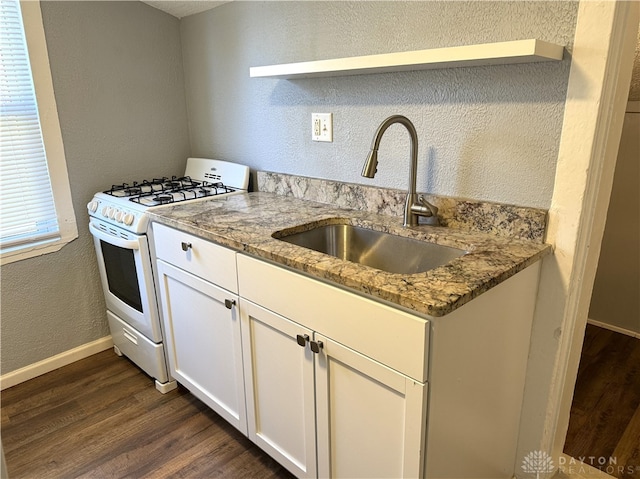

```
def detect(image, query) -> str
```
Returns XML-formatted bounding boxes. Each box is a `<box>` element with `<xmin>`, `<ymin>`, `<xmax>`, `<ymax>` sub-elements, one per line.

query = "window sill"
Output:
<box><xmin>1</xmin><ymin>230</ymin><xmax>78</xmax><ymax>265</ymax></box>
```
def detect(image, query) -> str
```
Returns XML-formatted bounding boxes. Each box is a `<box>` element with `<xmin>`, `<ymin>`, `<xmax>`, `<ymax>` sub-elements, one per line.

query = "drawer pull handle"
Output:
<box><xmin>123</xmin><ymin>330</ymin><xmax>138</xmax><ymax>345</ymax></box>
<box><xmin>310</xmin><ymin>340</ymin><xmax>323</xmax><ymax>354</ymax></box>
<box><xmin>224</xmin><ymin>299</ymin><xmax>236</xmax><ymax>309</ymax></box>
<box><xmin>181</xmin><ymin>242</ymin><xmax>192</xmax><ymax>252</ymax></box>
<box><xmin>296</xmin><ymin>334</ymin><xmax>310</xmax><ymax>347</ymax></box>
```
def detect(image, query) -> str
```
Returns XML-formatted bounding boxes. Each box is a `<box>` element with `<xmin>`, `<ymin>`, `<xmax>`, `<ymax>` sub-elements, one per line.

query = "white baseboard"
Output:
<box><xmin>587</xmin><ymin>319</ymin><xmax>640</xmax><ymax>339</ymax></box>
<box><xmin>0</xmin><ymin>336</ymin><xmax>113</xmax><ymax>391</ymax></box>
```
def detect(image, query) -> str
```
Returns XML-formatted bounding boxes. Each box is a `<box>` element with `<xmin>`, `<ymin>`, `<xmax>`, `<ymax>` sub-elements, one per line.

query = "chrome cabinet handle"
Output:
<box><xmin>224</xmin><ymin>299</ymin><xmax>236</xmax><ymax>310</ymax></box>
<box><xmin>296</xmin><ymin>334</ymin><xmax>310</xmax><ymax>347</ymax></box>
<box><xmin>310</xmin><ymin>340</ymin><xmax>324</xmax><ymax>354</ymax></box>
<box><xmin>181</xmin><ymin>241</ymin><xmax>192</xmax><ymax>252</ymax></box>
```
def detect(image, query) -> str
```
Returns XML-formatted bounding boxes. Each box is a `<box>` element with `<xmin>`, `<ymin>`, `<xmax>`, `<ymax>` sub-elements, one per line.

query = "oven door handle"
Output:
<box><xmin>89</xmin><ymin>222</ymin><xmax>141</xmax><ymax>250</ymax></box>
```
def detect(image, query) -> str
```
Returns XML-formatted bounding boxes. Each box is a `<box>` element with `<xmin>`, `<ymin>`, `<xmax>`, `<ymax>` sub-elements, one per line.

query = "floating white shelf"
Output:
<box><xmin>249</xmin><ymin>39</ymin><xmax>564</xmax><ymax>79</ymax></box>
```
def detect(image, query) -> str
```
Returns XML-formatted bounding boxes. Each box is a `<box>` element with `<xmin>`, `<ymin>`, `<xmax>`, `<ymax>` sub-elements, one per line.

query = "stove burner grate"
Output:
<box><xmin>128</xmin><ymin>180</ymin><xmax>238</xmax><ymax>206</ymax></box>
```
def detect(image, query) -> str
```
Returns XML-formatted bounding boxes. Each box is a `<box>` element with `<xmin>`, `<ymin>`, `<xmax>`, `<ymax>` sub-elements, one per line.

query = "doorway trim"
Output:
<box><xmin>514</xmin><ymin>0</ymin><xmax>639</xmax><ymax>474</ymax></box>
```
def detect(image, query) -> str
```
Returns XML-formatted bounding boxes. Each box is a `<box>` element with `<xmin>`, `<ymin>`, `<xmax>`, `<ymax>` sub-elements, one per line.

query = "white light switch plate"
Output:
<box><xmin>312</xmin><ymin>113</ymin><xmax>333</xmax><ymax>142</ymax></box>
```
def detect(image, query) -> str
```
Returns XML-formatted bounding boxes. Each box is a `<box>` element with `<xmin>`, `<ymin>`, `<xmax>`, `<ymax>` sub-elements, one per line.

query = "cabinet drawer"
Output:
<box><xmin>152</xmin><ymin>223</ymin><xmax>237</xmax><ymax>293</ymax></box>
<box><xmin>237</xmin><ymin>254</ymin><xmax>429</xmax><ymax>382</ymax></box>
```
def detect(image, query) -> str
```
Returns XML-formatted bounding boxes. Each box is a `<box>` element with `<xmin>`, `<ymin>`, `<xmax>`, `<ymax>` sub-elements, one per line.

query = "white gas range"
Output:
<box><xmin>88</xmin><ymin>157</ymin><xmax>250</xmax><ymax>234</ymax></box>
<box><xmin>87</xmin><ymin>158</ymin><xmax>250</xmax><ymax>392</ymax></box>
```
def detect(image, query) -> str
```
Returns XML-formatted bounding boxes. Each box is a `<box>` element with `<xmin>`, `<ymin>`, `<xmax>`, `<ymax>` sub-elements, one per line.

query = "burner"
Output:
<box><xmin>153</xmin><ymin>195</ymin><xmax>174</xmax><ymax>205</ymax></box>
<box><xmin>123</xmin><ymin>186</ymin><xmax>142</xmax><ymax>196</ymax></box>
<box><xmin>177</xmin><ymin>177</ymin><xmax>199</xmax><ymax>188</ymax></box>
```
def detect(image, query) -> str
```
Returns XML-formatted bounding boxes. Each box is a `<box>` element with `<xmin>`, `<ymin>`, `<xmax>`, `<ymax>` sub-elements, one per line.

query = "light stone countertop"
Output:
<box><xmin>148</xmin><ymin>192</ymin><xmax>552</xmax><ymax>317</ymax></box>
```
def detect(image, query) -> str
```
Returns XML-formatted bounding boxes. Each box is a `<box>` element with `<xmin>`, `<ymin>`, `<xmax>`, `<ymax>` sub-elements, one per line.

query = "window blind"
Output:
<box><xmin>0</xmin><ymin>0</ymin><xmax>60</xmax><ymax>250</ymax></box>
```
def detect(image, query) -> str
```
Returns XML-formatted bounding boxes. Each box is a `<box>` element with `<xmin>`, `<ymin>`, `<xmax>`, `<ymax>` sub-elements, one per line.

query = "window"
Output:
<box><xmin>0</xmin><ymin>0</ymin><xmax>76</xmax><ymax>264</ymax></box>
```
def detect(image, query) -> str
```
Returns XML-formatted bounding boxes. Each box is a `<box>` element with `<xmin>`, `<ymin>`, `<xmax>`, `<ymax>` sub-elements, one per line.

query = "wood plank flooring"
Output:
<box><xmin>563</xmin><ymin>324</ymin><xmax>640</xmax><ymax>479</ymax></box>
<box><xmin>4</xmin><ymin>324</ymin><xmax>638</xmax><ymax>478</ymax></box>
<box><xmin>1</xmin><ymin>350</ymin><xmax>295</xmax><ymax>479</ymax></box>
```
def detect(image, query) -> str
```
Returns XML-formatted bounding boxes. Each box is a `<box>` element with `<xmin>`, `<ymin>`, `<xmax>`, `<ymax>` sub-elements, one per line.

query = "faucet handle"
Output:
<box><xmin>417</xmin><ymin>194</ymin><xmax>433</xmax><ymax>205</ymax></box>
<box><xmin>411</xmin><ymin>195</ymin><xmax>439</xmax><ymax>225</ymax></box>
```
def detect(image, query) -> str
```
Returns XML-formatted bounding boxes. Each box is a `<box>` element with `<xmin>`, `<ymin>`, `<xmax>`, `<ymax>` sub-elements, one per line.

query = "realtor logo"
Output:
<box><xmin>522</xmin><ymin>450</ymin><xmax>555</xmax><ymax>479</ymax></box>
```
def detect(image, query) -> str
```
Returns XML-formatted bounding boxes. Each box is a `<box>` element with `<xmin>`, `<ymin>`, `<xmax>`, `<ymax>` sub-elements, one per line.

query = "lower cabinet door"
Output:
<box><xmin>156</xmin><ymin>260</ymin><xmax>246</xmax><ymax>434</ymax></box>
<box><xmin>314</xmin><ymin>334</ymin><xmax>427</xmax><ymax>479</ymax></box>
<box><xmin>240</xmin><ymin>300</ymin><xmax>317</xmax><ymax>479</ymax></box>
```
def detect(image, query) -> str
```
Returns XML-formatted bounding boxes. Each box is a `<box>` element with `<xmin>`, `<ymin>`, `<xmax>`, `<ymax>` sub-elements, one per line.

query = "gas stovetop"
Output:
<box><xmin>104</xmin><ymin>177</ymin><xmax>239</xmax><ymax>207</ymax></box>
<box><xmin>87</xmin><ymin>158</ymin><xmax>250</xmax><ymax>235</ymax></box>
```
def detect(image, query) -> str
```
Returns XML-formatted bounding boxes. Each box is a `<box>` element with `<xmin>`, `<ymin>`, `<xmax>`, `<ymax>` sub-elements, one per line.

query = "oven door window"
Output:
<box><xmin>100</xmin><ymin>240</ymin><xmax>143</xmax><ymax>312</ymax></box>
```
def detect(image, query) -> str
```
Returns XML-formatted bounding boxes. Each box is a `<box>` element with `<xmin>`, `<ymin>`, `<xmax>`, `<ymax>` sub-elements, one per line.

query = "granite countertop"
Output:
<box><xmin>148</xmin><ymin>192</ymin><xmax>552</xmax><ymax>317</ymax></box>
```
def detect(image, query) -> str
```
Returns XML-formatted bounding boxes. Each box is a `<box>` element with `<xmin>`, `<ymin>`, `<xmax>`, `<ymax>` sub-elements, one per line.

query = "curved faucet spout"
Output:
<box><xmin>361</xmin><ymin>115</ymin><xmax>439</xmax><ymax>227</ymax></box>
<box><xmin>362</xmin><ymin>150</ymin><xmax>379</xmax><ymax>178</ymax></box>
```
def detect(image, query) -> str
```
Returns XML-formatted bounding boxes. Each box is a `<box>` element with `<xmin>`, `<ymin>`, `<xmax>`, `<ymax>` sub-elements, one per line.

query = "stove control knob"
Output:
<box><xmin>87</xmin><ymin>200</ymin><xmax>99</xmax><ymax>213</ymax></box>
<box><xmin>123</xmin><ymin>213</ymin><xmax>135</xmax><ymax>226</ymax></box>
<box><xmin>101</xmin><ymin>205</ymin><xmax>110</xmax><ymax>217</ymax></box>
<box><xmin>115</xmin><ymin>211</ymin><xmax>124</xmax><ymax>223</ymax></box>
<box><xmin>109</xmin><ymin>208</ymin><xmax>117</xmax><ymax>220</ymax></box>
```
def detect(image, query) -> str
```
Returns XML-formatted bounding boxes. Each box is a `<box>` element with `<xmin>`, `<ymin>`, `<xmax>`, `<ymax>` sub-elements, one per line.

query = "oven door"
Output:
<box><xmin>89</xmin><ymin>218</ymin><xmax>162</xmax><ymax>342</ymax></box>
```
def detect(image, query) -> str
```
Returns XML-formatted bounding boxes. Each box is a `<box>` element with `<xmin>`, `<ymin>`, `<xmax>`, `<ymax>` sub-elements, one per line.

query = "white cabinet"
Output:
<box><xmin>238</xmin><ymin>255</ymin><xmax>428</xmax><ymax>479</ymax></box>
<box><xmin>314</xmin><ymin>334</ymin><xmax>426</xmax><ymax>479</ymax></box>
<box><xmin>151</xmin><ymin>222</ymin><xmax>542</xmax><ymax>479</ymax></box>
<box><xmin>237</xmin><ymin>252</ymin><xmax>541</xmax><ymax>479</ymax></box>
<box><xmin>240</xmin><ymin>300</ymin><xmax>317</xmax><ymax>478</ymax></box>
<box><xmin>153</xmin><ymin>224</ymin><xmax>246</xmax><ymax>434</ymax></box>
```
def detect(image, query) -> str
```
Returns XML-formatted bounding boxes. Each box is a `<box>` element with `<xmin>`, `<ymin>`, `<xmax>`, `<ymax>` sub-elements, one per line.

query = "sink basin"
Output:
<box><xmin>274</xmin><ymin>223</ymin><xmax>467</xmax><ymax>274</ymax></box>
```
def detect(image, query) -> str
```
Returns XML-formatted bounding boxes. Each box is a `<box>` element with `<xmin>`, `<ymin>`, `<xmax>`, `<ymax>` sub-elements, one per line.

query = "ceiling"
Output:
<box><xmin>141</xmin><ymin>1</ymin><xmax>229</xmax><ymax>19</ymax></box>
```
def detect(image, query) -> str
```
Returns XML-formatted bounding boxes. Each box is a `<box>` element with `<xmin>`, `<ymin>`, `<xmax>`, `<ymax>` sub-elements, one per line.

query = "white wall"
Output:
<box><xmin>588</xmin><ymin>28</ymin><xmax>639</xmax><ymax>335</ymax></box>
<box><xmin>0</xmin><ymin>1</ymin><xmax>190</xmax><ymax>374</ymax></box>
<box><xmin>588</xmin><ymin>106</ymin><xmax>640</xmax><ymax>335</ymax></box>
<box><xmin>180</xmin><ymin>1</ymin><xmax>578</xmax><ymax>209</ymax></box>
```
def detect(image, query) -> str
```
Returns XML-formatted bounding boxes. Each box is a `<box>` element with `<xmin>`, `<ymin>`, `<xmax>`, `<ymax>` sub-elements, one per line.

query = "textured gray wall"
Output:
<box><xmin>0</xmin><ymin>1</ymin><xmax>190</xmax><ymax>374</ymax></box>
<box><xmin>1</xmin><ymin>0</ymin><xmax>581</xmax><ymax>375</ymax></box>
<box><xmin>181</xmin><ymin>1</ymin><xmax>578</xmax><ymax>209</ymax></box>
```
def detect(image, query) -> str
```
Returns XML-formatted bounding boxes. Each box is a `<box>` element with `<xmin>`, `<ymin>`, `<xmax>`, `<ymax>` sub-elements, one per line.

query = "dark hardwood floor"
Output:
<box><xmin>564</xmin><ymin>324</ymin><xmax>640</xmax><ymax>479</ymax></box>
<box><xmin>1</xmin><ymin>350</ymin><xmax>295</xmax><ymax>479</ymax></box>
<box><xmin>4</xmin><ymin>324</ymin><xmax>639</xmax><ymax>478</ymax></box>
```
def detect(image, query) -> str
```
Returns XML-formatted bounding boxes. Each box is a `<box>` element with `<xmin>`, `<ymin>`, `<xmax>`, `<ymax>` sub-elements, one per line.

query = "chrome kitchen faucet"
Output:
<box><xmin>361</xmin><ymin>115</ymin><xmax>439</xmax><ymax>227</ymax></box>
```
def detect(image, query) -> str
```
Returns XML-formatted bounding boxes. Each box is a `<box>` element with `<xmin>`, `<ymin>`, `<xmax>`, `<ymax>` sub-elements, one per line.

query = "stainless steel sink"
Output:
<box><xmin>274</xmin><ymin>223</ymin><xmax>467</xmax><ymax>274</ymax></box>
